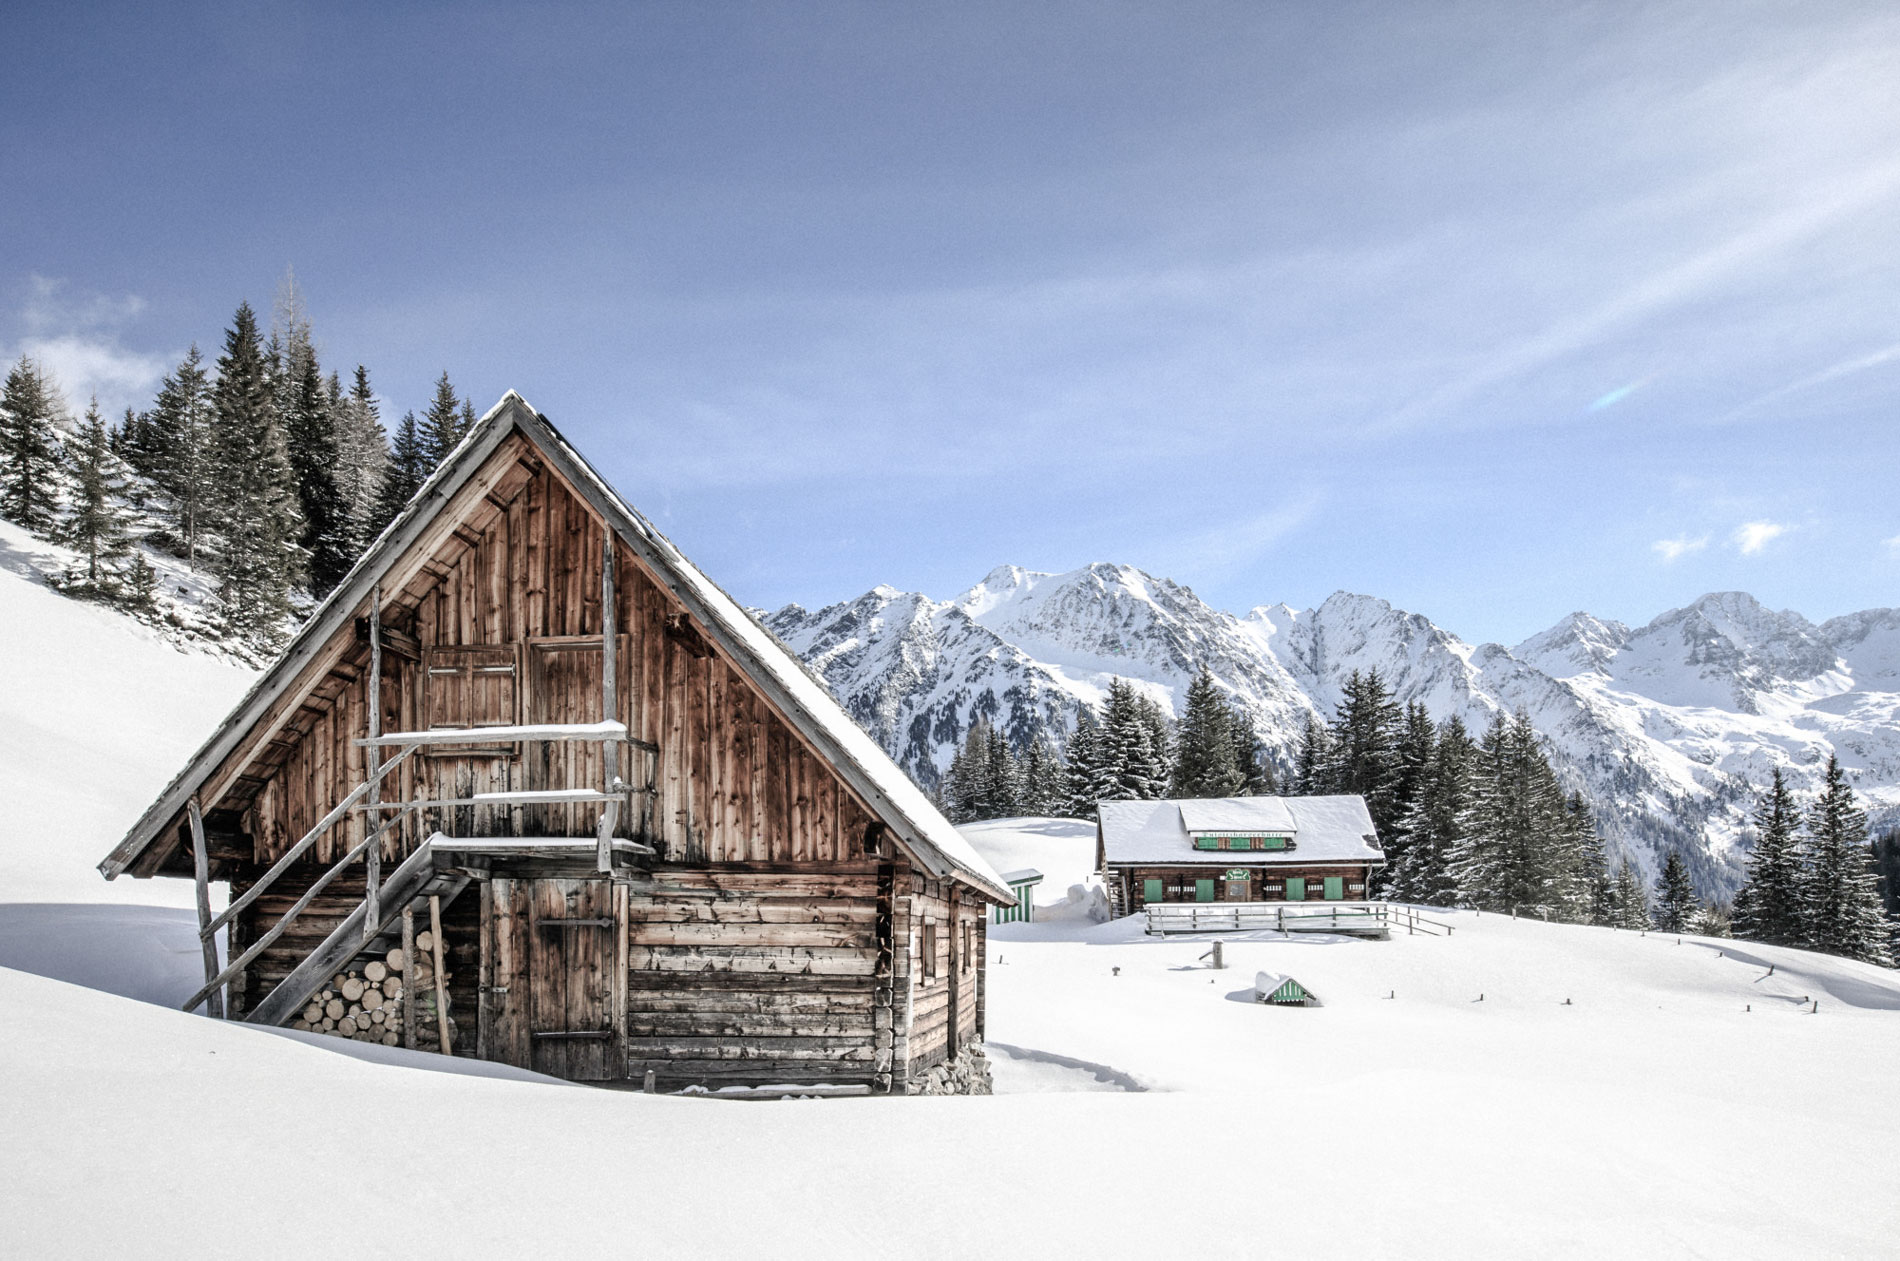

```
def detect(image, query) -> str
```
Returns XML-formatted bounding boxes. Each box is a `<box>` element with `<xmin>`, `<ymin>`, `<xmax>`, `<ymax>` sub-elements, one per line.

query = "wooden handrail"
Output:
<box><xmin>181</xmin><ymin>804</ymin><xmax>419</xmax><ymax>1014</ymax></box>
<box><xmin>202</xmin><ymin>744</ymin><xmax>417</xmax><ymax>940</ymax></box>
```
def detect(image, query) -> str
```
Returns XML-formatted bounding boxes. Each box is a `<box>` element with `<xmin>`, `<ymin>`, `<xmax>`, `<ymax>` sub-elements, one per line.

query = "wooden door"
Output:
<box><xmin>480</xmin><ymin>876</ymin><xmax>627</xmax><ymax>1081</ymax></box>
<box><xmin>526</xmin><ymin>637</ymin><xmax>606</xmax><ymax>836</ymax></box>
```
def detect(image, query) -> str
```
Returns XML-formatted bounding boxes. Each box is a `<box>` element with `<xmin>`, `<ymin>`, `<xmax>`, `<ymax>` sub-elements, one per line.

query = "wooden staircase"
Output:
<box><xmin>242</xmin><ymin>836</ymin><xmax>471</xmax><ymax>1027</ymax></box>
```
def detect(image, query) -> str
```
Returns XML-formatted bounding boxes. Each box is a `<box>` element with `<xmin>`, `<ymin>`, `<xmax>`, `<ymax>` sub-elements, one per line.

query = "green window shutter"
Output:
<box><xmin>1325</xmin><ymin>876</ymin><xmax>1344</xmax><ymax>900</ymax></box>
<box><xmin>1194</xmin><ymin>835</ymin><xmax>1216</xmax><ymax>850</ymax></box>
<box><xmin>1263</xmin><ymin>836</ymin><xmax>1286</xmax><ymax>850</ymax></box>
<box><xmin>1195</xmin><ymin>879</ymin><xmax>1215</xmax><ymax>902</ymax></box>
<box><xmin>1286</xmin><ymin>877</ymin><xmax>1306</xmax><ymax>901</ymax></box>
<box><xmin>1143</xmin><ymin>878</ymin><xmax>1163</xmax><ymax>903</ymax></box>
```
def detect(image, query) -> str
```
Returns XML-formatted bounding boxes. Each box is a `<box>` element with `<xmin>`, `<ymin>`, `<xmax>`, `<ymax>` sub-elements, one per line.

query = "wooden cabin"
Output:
<box><xmin>100</xmin><ymin>392</ymin><xmax>1013</xmax><ymax>1095</ymax></box>
<box><xmin>1097</xmin><ymin>796</ymin><xmax>1383</xmax><ymax>918</ymax></box>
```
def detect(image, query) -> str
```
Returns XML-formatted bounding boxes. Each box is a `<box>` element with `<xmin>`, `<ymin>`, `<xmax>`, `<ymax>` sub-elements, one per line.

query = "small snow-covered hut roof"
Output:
<box><xmin>998</xmin><ymin>868</ymin><xmax>1044</xmax><ymax>887</ymax></box>
<box><xmin>101</xmin><ymin>392</ymin><xmax>1012</xmax><ymax>905</ymax></box>
<box><xmin>1097</xmin><ymin>796</ymin><xmax>1383</xmax><ymax>867</ymax></box>
<box><xmin>1177</xmin><ymin>797</ymin><xmax>1296</xmax><ymax>834</ymax></box>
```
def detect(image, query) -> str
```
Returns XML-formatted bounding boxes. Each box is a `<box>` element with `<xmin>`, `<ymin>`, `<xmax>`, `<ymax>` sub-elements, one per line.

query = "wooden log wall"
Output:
<box><xmin>892</xmin><ymin>875</ymin><xmax>987</xmax><ymax>1083</ymax></box>
<box><xmin>623</xmin><ymin>864</ymin><xmax>884</xmax><ymax>1088</ymax></box>
<box><xmin>229</xmin><ymin>441</ymin><xmax>881</xmax><ymax>869</ymax></box>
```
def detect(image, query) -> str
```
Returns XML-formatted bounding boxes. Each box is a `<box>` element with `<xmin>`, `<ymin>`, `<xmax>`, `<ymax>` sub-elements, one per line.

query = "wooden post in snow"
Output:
<box><xmin>401</xmin><ymin>906</ymin><xmax>417</xmax><ymax>1050</ymax></box>
<box><xmin>597</xmin><ymin>535</ymin><xmax>619</xmax><ymax>873</ymax></box>
<box><xmin>363</xmin><ymin>584</ymin><xmax>383</xmax><ymax>940</ymax></box>
<box><xmin>187</xmin><ymin>798</ymin><xmax>224</xmax><ymax>1019</ymax></box>
<box><xmin>429</xmin><ymin>894</ymin><xmax>451</xmax><ymax>1055</ymax></box>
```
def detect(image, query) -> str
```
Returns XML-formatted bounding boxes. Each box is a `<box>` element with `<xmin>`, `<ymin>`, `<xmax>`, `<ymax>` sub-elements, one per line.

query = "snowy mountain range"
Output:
<box><xmin>766</xmin><ymin>564</ymin><xmax>1900</xmax><ymax>895</ymax></box>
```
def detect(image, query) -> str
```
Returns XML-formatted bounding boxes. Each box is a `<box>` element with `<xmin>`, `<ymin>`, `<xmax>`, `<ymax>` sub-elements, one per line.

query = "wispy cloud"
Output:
<box><xmin>1160</xmin><ymin>492</ymin><xmax>1324</xmax><ymax>582</ymax></box>
<box><xmin>1652</xmin><ymin>534</ymin><xmax>1709</xmax><ymax>563</ymax></box>
<box><xmin>1378</xmin><ymin>156</ymin><xmax>1900</xmax><ymax>434</ymax></box>
<box><xmin>1884</xmin><ymin>534</ymin><xmax>1900</xmax><ymax>560</ymax></box>
<box><xmin>1732</xmin><ymin>520</ymin><xmax>1787</xmax><ymax>555</ymax></box>
<box><xmin>1718</xmin><ymin>341</ymin><xmax>1900</xmax><ymax>423</ymax></box>
<box><xmin>4</xmin><ymin>276</ymin><xmax>170</xmax><ymax>418</ymax></box>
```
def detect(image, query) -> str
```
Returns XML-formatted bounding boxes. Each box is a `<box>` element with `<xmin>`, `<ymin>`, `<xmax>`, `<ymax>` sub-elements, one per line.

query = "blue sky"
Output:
<box><xmin>5</xmin><ymin>1</ymin><xmax>1898</xmax><ymax>645</ymax></box>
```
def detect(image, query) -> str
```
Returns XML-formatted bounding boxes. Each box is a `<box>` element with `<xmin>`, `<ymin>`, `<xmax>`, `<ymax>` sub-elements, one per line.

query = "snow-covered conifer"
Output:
<box><xmin>1171</xmin><ymin>668</ymin><xmax>1244</xmax><ymax>798</ymax></box>
<box><xmin>1798</xmin><ymin>756</ymin><xmax>1894</xmax><ymax>966</ymax></box>
<box><xmin>1652</xmin><ymin>850</ymin><xmax>1695</xmax><ymax>933</ymax></box>
<box><xmin>1732</xmin><ymin>769</ymin><xmax>1804</xmax><ymax>947</ymax></box>
<box><xmin>58</xmin><ymin>399</ymin><xmax>138</xmax><ymax>597</ymax></box>
<box><xmin>0</xmin><ymin>356</ymin><xmax>65</xmax><ymax>535</ymax></box>
<box><xmin>375</xmin><ymin>410</ymin><xmax>428</xmax><ymax>530</ymax></box>
<box><xmin>144</xmin><ymin>346</ymin><xmax>217</xmax><ymax>567</ymax></box>
<box><xmin>420</xmin><ymin>372</ymin><xmax>465</xmax><ymax>464</ymax></box>
<box><xmin>207</xmin><ymin>302</ymin><xmax>302</xmax><ymax>649</ymax></box>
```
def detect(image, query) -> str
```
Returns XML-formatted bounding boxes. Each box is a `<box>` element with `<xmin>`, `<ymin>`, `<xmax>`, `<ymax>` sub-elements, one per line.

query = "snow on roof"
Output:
<box><xmin>103</xmin><ymin>393</ymin><xmax>1013</xmax><ymax>906</ymax></box>
<box><xmin>1098</xmin><ymin>796</ymin><xmax>1383</xmax><ymax>867</ymax></box>
<box><xmin>1176</xmin><ymin>798</ymin><xmax>1296</xmax><ymax>833</ymax></box>
<box><xmin>999</xmin><ymin>868</ymin><xmax>1044</xmax><ymax>886</ymax></box>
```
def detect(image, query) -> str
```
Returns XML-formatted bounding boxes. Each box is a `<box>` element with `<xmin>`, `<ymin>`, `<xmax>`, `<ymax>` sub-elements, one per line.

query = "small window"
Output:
<box><xmin>1261</xmin><ymin>836</ymin><xmax>1288</xmax><ymax>850</ymax></box>
<box><xmin>421</xmin><ymin>645</ymin><xmax>517</xmax><ymax>752</ymax></box>
<box><xmin>961</xmin><ymin>922</ymin><xmax>973</xmax><ymax>973</ymax></box>
<box><xmin>1142</xmin><ymin>878</ymin><xmax>1163</xmax><ymax>904</ymax></box>
<box><xmin>922</xmin><ymin>923</ymin><xmax>938</xmax><ymax>979</ymax></box>
<box><xmin>1193</xmin><ymin>835</ymin><xmax>1219</xmax><ymax>851</ymax></box>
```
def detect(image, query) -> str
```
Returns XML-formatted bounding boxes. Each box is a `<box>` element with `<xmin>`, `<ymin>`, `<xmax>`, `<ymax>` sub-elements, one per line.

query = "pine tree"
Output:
<box><xmin>1100</xmin><ymin>680</ymin><xmax>1168</xmax><ymax>800</ymax></box>
<box><xmin>207</xmin><ymin>302</ymin><xmax>302</xmax><ymax>649</ymax></box>
<box><xmin>983</xmin><ymin>723</ymin><xmax>1021</xmax><ymax>818</ymax></box>
<box><xmin>1171</xmin><ymin>668</ymin><xmax>1244</xmax><ymax>797</ymax></box>
<box><xmin>1389</xmin><ymin>715</ymin><xmax>1473</xmax><ymax>905</ymax></box>
<box><xmin>274</xmin><ymin>287</ymin><xmax>349</xmax><ymax>596</ymax></box>
<box><xmin>143</xmin><ymin>346</ymin><xmax>217</xmax><ymax>567</ymax></box>
<box><xmin>59</xmin><ymin>398</ymin><xmax>136</xmax><ymax>595</ymax></box>
<box><xmin>1376</xmin><ymin>702</ymin><xmax>1437</xmax><ymax>896</ymax></box>
<box><xmin>331</xmin><ymin>365</ymin><xmax>389</xmax><ymax>558</ymax></box>
<box><xmin>0</xmin><ymin>356</ymin><xmax>64</xmax><ymax>535</ymax></box>
<box><xmin>1449</xmin><ymin>711</ymin><xmax>1580</xmax><ymax>916</ymax></box>
<box><xmin>1610</xmin><ymin>860</ymin><xmax>1651</xmax><ymax>930</ymax></box>
<box><xmin>943</xmin><ymin>719</ymin><xmax>991</xmax><ymax>823</ymax></box>
<box><xmin>1324</xmin><ymin>669</ymin><xmax>1403</xmax><ymax>832</ymax></box>
<box><xmin>1570</xmin><ymin>793</ymin><xmax>1614</xmax><ymax>926</ymax></box>
<box><xmin>1652</xmin><ymin>850</ymin><xmax>1696</xmax><ymax>933</ymax></box>
<box><xmin>1230</xmin><ymin>716</ymin><xmax>1276</xmax><ymax>795</ymax></box>
<box><xmin>1292</xmin><ymin>713</ymin><xmax>1332</xmax><ymax>795</ymax></box>
<box><xmin>1872</xmin><ymin>827</ymin><xmax>1900</xmax><ymax>922</ymax></box>
<box><xmin>1732</xmin><ymin>768</ymin><xmax>1806</xmax><ymax>947</ymax></box>
<box><xmin>1798</xmin><ymin>755</ymin><xmax>1894</xmax><ymax>966</ymax></box>
<box><xmin>375</xmin><ymin>410</ymin><xmax>428</xmax><ymax>529</ymax></box>
<box><xmin>1019</xmin><ymin>739</ymin><xmax>1066</xmax><ymax>816</ymax></box>
<box><xmin>1061</xmin><ymin>707</ymin><xmax>1114</xmax><ymax>817</ymax></box>
<box><xmin>420</xmin><ymin>372</ymin><xmax>465</xmax><ymax>464</ymax></box>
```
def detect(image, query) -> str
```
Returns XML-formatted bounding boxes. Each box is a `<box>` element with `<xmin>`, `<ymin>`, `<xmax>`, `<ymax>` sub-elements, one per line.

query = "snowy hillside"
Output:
<box><xmin>0</xmin><ymin>519</ymin><xmax>256</xmax><ymax>906</ymax></box>
<box><xmin>771</xmin><ymin>565</ymin><xmax>1900</xmax><ymax>892</ymax></box>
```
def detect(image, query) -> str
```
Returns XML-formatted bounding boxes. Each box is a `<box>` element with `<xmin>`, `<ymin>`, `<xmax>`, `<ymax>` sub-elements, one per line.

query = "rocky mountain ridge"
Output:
<box><xmin>766</xmin><ymin>563</ymin><xmax>1900</xmax><ymax>895</ymax></box>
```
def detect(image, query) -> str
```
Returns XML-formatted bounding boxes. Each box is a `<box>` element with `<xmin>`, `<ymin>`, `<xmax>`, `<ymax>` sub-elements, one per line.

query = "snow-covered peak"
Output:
<box><xmin>1514</xmin><ymin>611</ymin><xmax>1633</xmax><ymax>679</ymax></box>
<box><xmin>1608</xmin><ymin>592</ymin><xmax>1843</xmax><ymax>713</ymax></box>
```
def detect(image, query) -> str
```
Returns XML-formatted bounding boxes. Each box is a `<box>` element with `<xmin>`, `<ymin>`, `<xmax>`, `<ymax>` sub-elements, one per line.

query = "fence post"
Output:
<box><xmin>187</xmin><ymin>798</ymin><xmax>224</xmax><ymax>1019</ymax></box>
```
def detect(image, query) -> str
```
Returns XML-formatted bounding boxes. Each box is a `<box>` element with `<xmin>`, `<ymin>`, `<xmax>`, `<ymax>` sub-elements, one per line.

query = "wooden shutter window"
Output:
<box><xmin>422</xmin><ymin>645</ymin><xmax>518</xmax><ymax>753</ymax></box>
<box><xmin>1142</xmin><ymin>878</ymin><xmax>1163</xmax><ymax>904</ymax></box>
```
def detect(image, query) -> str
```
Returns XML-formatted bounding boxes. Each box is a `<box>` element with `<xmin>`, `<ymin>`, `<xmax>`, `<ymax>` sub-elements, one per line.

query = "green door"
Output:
<box><xmin>1324</xmin><ymin>876</ymin><xmax>1344</xmax><ymax>901</ymax></box>
<box><xmin>1195</xmin><ymin>879</ymin><xmax>1215</xmax><ymax>902</ymax></box>
<box><xmin>1285</xmin><ymin>877</ymin><xmax>1306</xmax><ymax>901</ymax></box>
<box><xmin>1142</xmin><ymin>878</ymin><xmax>1164</xmax><ymax>904</ymax></box>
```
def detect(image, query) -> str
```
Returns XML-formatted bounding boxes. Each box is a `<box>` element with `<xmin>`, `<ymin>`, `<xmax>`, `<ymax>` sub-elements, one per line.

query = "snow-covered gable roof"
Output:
<box><xmin>999</xmin><ymin>868</ymin><xmax>1043</xmax><ymax>887</ymax></box>
<box><xmin>1098</xmin><ymin>796</ymin><xmax>1383</xmax><ymax>867</ymax></box>
<box><xmin>102</xmin><ymin>392</ymin><xmax>1013</xmax><ymax>905</ymax></box>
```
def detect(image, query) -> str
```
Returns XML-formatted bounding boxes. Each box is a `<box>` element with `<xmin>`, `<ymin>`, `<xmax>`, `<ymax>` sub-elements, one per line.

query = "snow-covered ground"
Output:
<box><xmin>4</xmin><ymin>562</ymin><xmax>1899</xmax><ymax>1258</ymax></box>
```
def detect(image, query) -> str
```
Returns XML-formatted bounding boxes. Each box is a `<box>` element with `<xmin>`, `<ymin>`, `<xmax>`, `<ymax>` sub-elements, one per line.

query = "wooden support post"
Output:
<box><xmin>598</xmin><ymin>536</ymin><xmax>618</xmax><ymax>873</ymax></box>
<box><xmin>429</xmin><ymin>894</ymin><xmax>451</xmax><ymax>1055</ymax></box>
<box><xmin>363</xmin><ymin>584</ymin><xmax>383</xmax><ymax>941</ymax></box>
<box><xmin>186</xmin><ymin>799</ymin><xmax>223</xmax><ymax>1019</ymax></box>
<box><xmin>401</xmin><ymin>906</ymin><xmax>418</xmax><ymax>1050</ymax></box>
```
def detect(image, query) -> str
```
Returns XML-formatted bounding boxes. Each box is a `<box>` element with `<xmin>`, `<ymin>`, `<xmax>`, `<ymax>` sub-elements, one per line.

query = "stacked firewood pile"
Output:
<box><xmin>287</xmin><ymin>932</ymin><xmax>449</xmax><ymax>1045</ymax></box>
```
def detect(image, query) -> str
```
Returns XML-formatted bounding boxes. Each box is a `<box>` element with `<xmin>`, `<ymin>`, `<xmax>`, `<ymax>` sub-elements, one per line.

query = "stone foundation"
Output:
<box><xmin>908</xmin><ymin>1043</ymin><xmax>994</xmax><ymax>1096</ymax></box>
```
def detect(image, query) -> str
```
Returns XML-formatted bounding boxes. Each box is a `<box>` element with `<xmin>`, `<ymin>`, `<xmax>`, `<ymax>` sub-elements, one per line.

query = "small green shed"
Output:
<box><xmin>1254</xmin><ymin>972</ymin><xmax>1316</xmax><ymax>1006</ymax></box>
<box><xmin>993</xmin><ymin>869</ymin><xmax>1044</xmax><ymax>924</ymax></box>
